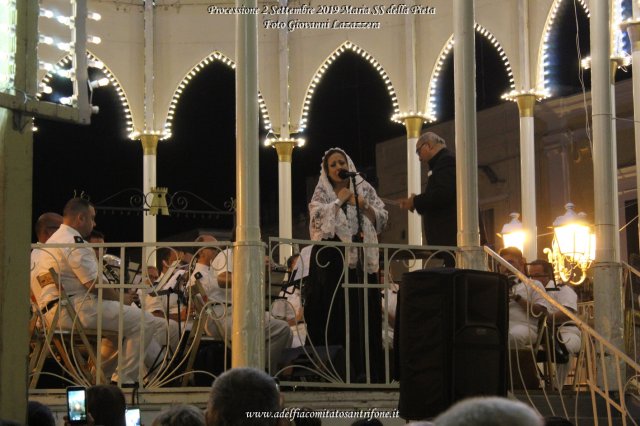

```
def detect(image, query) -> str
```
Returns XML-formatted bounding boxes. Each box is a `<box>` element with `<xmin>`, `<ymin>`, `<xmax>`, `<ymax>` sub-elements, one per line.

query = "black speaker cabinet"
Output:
<box><xmin>397</xmin><ymin>268</ymin><xmax>508</xmax><ymax>420</ymax></box>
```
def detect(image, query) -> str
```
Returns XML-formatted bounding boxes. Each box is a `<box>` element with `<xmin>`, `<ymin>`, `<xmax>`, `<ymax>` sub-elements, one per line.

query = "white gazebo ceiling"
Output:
<box><xmin>35</xmin><ymin>0</ymin><xmax>610</xmax><ymax>139</ymax></box>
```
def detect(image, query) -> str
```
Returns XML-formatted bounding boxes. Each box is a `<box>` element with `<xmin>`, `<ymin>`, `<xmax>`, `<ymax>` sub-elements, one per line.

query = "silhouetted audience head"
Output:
<box><xmin>153</xmin><ymin>405</ymin><xmax>205</xmax><ymax>426</ymax></box>
<box><xmin>351</xmin><ymin>420</ymin><xmax>383</xmax><ymax>426</ymax></box>
<box><xmin>205</xmin><ymin>367</ymin><xmax>280</xmax><ymax>426</ymax></box>
<box><xmin>544</xmin><ymin>417</ymin><xmax>574</xmax><ymax>426</ymax></box>
<box><xmin>28</xmin><ymin>401</ymin><xmax>56</xmax><ymax>426</ymax></box>
<box><xmin>86</xmin><ymin>384</ymin><xmax>126</xmax><ymax>426</ymax></box>
<box><xmin>433</xmin><ymin>397</ymin><xmax>543</xmax><ymax>426</ymax></box>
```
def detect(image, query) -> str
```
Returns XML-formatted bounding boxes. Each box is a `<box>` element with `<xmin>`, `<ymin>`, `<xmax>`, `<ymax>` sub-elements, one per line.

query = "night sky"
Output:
<box><xmin>32</xmin><ymin>2</ymin><xmax>631</xmax><ymax>243</ymax></box>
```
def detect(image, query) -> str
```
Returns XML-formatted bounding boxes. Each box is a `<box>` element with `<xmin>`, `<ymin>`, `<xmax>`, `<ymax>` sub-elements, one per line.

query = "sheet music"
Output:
<box><xmin>153</xmin><ymin>261</ymin><xmax>183</xmax><ymax>292</ymax></box>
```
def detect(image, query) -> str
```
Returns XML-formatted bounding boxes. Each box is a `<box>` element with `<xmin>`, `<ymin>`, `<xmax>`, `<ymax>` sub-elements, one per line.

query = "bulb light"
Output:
<box><xmin>39</xmin><ymin>35</ymin><xmax>54</xmax><ymax>45</ymax></box>
<box><xmin>39</xmin><ymin>8</ymin><xmax>55</xmax><ymax>19</ymax></box>
<box><xmin>89</xmin><ymin>77</ymin><xmax>110</xmax><ymax>88</ymax></box>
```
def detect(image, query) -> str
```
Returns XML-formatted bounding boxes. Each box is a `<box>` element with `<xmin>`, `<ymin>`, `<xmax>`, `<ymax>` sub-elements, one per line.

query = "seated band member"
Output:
<box><xmin>31</xmin><ymin>198</ymin><xmax>152</xmax><ymax>385</ymax></box>
<box><xmin>87</xmin><ymin>231</ymin><xmax>179</xmax><ymax>371</ymax></box>
<box><xmin>307</xmin><ymin>147</ymin><xmax>388</xmax><ymax>381</ymax></box>
<box><xmin>528</xmin><ymin>259</ymin><xmax>581</xmax><ymax>386</ymax></box>
<box><xmin>272</xmin><ymin>246</ymin><xmax>311</xmax><ymax>348</ymax></box>
<box><xmin>499</xmin><ymin>247</ymin><xmax>549</xmax><ymax>349</ymax></box>
<box><xmin>191</xmin><ymin>234</ymin><xmax>292</xmax><ymax>374</ymax></box>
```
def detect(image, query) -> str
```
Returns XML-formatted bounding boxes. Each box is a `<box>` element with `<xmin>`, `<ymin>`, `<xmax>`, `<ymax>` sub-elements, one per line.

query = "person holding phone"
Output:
<box><xmin>64</xmin><ymin>384</ymin><xmax>126</xmax><ymax>426</ymax></box>
<box><xmin>66</xmin><ymin>387</ymin><xmax>88</xmax><ymax>424</ymax></box>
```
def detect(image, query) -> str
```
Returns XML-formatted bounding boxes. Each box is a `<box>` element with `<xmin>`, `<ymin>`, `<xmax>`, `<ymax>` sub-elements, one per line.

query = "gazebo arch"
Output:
<box><xmin>536</xmin><ymin>0</ymin><xmax>591</xmax><ymax>95</ymax></box>
<box><xmin>297</xmin><ymin>41</ymin><xmax>400</xmax><ymax>133</ymax></box>
<box><xmin>37</xmin><ymin>51</ymin><xmax>135</xmax><ymax>138</ymax></box>
<box><xmin>425</xmin><ymin>23</ymin><xmax>516</xmax><ymax>121</ymax></box>
<box><xmin>161</xmin><ymin>51</ymin><xmax>272</xmax><ymax>140</ymax></box>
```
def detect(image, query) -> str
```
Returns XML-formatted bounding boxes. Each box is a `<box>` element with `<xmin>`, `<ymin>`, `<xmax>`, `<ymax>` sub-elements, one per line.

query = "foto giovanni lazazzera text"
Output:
<box><xmin>264</xmin><ymin>19</ymin><xmax>382</xmax><ymax>31</ymax></box>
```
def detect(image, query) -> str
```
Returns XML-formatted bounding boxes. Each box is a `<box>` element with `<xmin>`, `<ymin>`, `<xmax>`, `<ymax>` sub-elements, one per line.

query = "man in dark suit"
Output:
<box><xmin>399</xmin><ymin>132</ymin><xmax>457</xmax><ymax>265</ymax></box>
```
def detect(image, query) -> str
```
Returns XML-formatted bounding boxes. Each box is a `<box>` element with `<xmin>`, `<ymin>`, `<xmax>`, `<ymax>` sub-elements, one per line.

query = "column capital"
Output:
<box><xmin>621</xmin><ymin>20</ymin><xmax>640</xmax><ymax>51</ymax></box>
<box><xmin>265</xmin><ymin>137</ymin><xmax>305</xmax><ymax>163</ymax></box>
<box><xmin>138</xmin><ymin>132</ymin><xmax>161</xmax><ymax>155</ymax></box>
<box><xmin>392</xmin><ymin>113</ymin><xmax>433</xmax><ymax>139</ymax></box>
<box><xmin>502</xmin><ymin>91</ymin><xmax>544</xmax><ymax>117</ymax></box>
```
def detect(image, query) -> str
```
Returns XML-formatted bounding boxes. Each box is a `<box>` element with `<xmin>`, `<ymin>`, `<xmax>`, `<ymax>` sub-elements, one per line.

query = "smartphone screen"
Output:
<box><xmin>66</xmin><ymin>386</ymin><xmax>87</xmax><ymax>424</ymax></box>
<box><xmin>125</xmin><ymin>407</ymin><xmax>141</xmax><ymax>426</ymax></box>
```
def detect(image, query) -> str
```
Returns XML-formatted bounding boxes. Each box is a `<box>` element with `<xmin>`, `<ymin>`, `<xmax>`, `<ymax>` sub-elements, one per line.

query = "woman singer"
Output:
<box><xmin>306</xmin><ymin>148</ymin><xmax>388</xmax><ymax>382</ymax></box>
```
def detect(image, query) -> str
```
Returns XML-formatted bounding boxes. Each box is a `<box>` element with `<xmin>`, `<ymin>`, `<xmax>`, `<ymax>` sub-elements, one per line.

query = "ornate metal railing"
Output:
<box><xmin>267</xmin><ymin>237</ymin><xmax>456</xmax><ymax>388</ymax></box>
<box><xmin>29</xmin><ymin>239</ymin><xmax>639</xmax><ymax>422</ymax></box>
<box><xmin>28</xmin><ymin>238</ymin><xmax>457</xmax><ymax>391</ymax></box>
<box><xmin>486</xmin><ymin>246</ymin><xmax>640</xmax><ymax>425</ymax></box>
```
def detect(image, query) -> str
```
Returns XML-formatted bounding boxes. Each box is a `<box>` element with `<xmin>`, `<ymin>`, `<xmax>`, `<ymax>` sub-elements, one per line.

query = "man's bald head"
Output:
<box><xmin>34</xmin><ymin>212</ymin><xmax>63</xmax><ymax>243</ymax></box>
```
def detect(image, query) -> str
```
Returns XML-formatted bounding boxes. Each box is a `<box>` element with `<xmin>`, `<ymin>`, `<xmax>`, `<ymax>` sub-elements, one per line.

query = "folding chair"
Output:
<box><xmin>29</xmin><ymin>268</ymin><xmax>116</xmax><ymax>388</ymax></box>
<box><xmin>181</xmin><ymin>278</ymin><xmax>230</xmax><ymax>386</ymax></box>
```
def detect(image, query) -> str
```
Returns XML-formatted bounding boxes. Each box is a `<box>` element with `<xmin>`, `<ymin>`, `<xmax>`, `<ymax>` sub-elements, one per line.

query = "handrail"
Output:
<box><xmin>486</xmin><ymin>246</ymin><xmax>640</xmax><ymax>425</ymax></box>
<box><xmin>485</xmin><ymin>246</ymin><xmax>640</xmax><ymax>370</ymax></box>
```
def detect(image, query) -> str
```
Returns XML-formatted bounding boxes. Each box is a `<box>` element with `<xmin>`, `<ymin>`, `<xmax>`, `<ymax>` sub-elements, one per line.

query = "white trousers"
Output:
<box><xmin>46</xmin><ymin>296</ymin><xmax>152</xmax><ymax>383</ymax></box>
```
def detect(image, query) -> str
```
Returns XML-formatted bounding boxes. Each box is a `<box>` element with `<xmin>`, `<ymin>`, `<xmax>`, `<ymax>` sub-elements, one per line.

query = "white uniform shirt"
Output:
<box><xmin>546</xmin><ymin>282</ymin><xmax>581</xmax><ymax>337</ymax></box>
<box><xmin>189</xmin><ymin>262</ymin><xmax>228</xmax><ymax>303</ymax></box>
<box><xmin>34</xmin><ymin>224</ymin><xmax>97</xmax><ymax>298</ymax></box>
<box><xmin>509</xmin><ymin>279</ymin><xmax>550</xmax><ymax>327</ymax></box>
<box><xmin>30</xmin><ymin>248</ymin><xmax>60</xmax><ymax>309</ymax></box>
<box><xmin>210</xmin><ymin>249</ymin><xmax>233</xmax><ymax>304</ymax></box>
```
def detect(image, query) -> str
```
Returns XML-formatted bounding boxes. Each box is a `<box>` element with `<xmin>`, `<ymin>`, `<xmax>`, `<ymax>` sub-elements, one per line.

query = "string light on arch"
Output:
<box><xmin>297</xmin><ymin>41</ymin><xmax>400</xmax><ymax>133</ymax></box>
<box><xmin>162</xmin><ymin>50</ymin><xmax>273</xmax><ymax>140</ymax></box>
<box><xmin>35</xmin><ymin>51</ymin><xmax>135</xmax><ymax>137</ymax></box>
<box><xmin>425</xmin><ymin>24</ymin><xmax>515</xmax><ymax>121</ymax></box>
<box><xmin>537</xmin><ymin>0</ymin><xmax>590</xmax><ymax>95</ymax></box>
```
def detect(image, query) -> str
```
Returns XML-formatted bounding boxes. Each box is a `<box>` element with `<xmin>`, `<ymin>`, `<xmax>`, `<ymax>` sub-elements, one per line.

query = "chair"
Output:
<box><xmin>181</xmin><ymin>278</ymin><xmax>230</xmax><ymax>386</ymax></box>
<box><xmin>509</xmin><ymin>313</ymin><xmax>551</xmax><ymax>390</ymax></box>
<box><xmin>29</xmin><ymin>268</ymin><xmax>117</xmax><ymax>388</ymax></box>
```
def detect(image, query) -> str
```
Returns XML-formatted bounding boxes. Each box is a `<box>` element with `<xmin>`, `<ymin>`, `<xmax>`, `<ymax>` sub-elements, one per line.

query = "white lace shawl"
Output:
<box><xmin>308</xmin><ymin>148</ymin><xmax>388</xmax><ymax>274</ymax></box>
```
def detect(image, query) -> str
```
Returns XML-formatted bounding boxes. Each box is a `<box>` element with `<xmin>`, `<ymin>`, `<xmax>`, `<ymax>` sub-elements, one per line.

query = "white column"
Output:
<box><xmin>276</xmin><ymin>0</ymin><xmax>293</xmax><ymax>264</ymax></box>
<box><xmin>516</xmin><ymin>95</ymin><xmax>537</xmax><ymax>261</ymax></box>
<box><xmin>453</xmin><ymin>0</ymin><xmax>484</xmax><ymax>270</ymax></box>
<box><xmin>142</xmin><ymin>0</ymin><xmax>157</xmax><ymax>259</ymax></box>
<box><xmin>622</xmin><ymin>15</ymin><xmax>640</xmax><ymax>255</ymax></box>
<box><xmin>140</xmin><ymin>134</ymin><xmax>158</xmax><ymax>247</ymax></box>
<box><xmin>514</xmin><ymin>0</ymin><xmax>538</xmax><ymax>261</ymax></box>
<box><xmin>233</xmin><ymin>0</ymin><xmax>263</xmax><ymax>369</ymax></box>
<box><xmin>402</xmin><ymin>2</ymin><xmax>422</xmax><ymax>246</ymax></box>
<box><xmin>278</xmin><ymin>161</ymin><xmax>292</xmax><ymax>257</ymax></box>
<box><xmin>273</xmin><ymin>141</ymin><xmax>297</xmax><ymax>264</ymax></box>
<box><xmin>590</xmin><ymin>0</ymin><xmax>624</xmax><ymax>385</ymax></box>
<box><xmin>403</xmin><ymin>116</ymin><xmax>424</xmax><ymax>245</ymax></box>
<box><xmin>0</xmin><ymin>1</ymin><xmax>34</xmax><ymax>420</ymax></box>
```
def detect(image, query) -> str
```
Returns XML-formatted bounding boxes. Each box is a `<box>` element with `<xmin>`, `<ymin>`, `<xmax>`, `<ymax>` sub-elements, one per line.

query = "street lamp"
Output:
<box><xmin>500</xmin><ymin>212</ymin><xmax>525</xmax><ymax>253</ymax></box>
<box><xmin>544</xmin><ymin>202</ymin><xmax>595</xmax><ymax>285</ymax></box>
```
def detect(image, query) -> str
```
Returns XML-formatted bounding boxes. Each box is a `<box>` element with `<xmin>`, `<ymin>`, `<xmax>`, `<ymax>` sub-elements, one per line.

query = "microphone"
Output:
<box><xmin>338</xmin><ymin>169</ymin><xmax>365</xmax><ymax>179</ymax></box>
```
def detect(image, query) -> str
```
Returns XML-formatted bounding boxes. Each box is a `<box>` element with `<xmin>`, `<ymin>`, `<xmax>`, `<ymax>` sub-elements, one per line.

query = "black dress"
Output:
<box><xmin>303</xmin><ymin>237</ymin><xmax>383</xmax><ymax>383</ymax></box>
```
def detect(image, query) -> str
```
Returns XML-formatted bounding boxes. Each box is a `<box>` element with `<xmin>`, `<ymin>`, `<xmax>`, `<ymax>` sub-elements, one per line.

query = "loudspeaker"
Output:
<box><xmin>397</xmin><ymin>268</ymin><xmax>508</xmax><ymax>420</ymax></box>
